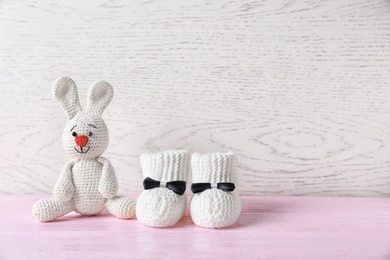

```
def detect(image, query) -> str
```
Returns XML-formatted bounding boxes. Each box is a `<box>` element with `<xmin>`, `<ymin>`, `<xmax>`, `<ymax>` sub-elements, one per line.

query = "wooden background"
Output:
<box><xmin>0</xmin><ymin>0</ymin><xmax>389</xmax><ymax>196</ymax></box>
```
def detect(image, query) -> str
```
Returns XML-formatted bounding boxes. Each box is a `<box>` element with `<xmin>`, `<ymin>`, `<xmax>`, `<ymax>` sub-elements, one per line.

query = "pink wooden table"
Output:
<box><xmin>1</xmin><ymin>195</ymin><xmax>389</xmax><ymax>259</ymax></box>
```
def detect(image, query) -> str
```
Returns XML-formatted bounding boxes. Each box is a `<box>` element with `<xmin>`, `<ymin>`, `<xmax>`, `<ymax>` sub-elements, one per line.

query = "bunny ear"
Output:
<box><xmin>52</xmin><ymin>77</ymin><xmax>82</xmax><ymax>119</ymax></box>
<box><xmin>86</xmin><ymin>80</ymin><xmax>113</xmax><ymax>116</ymax></box>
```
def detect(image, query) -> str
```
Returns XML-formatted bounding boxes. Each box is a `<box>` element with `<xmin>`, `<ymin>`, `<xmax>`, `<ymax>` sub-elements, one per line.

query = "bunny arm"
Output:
<box><xmin>97</xmin><ymin>157</ymin><xmax>118</xmax><ymax>199</ymax></box>
<box><xmin>53</xmin><ymin>159</ymin><xmax>77</xmax><ymax>201</ymax></box>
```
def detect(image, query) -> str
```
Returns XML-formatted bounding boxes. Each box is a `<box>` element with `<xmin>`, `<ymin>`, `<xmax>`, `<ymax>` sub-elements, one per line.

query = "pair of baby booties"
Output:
<box><xmin>32</xmin><ymin>77</ymin><xmax>241</xmax><ymax>228</ymax></box>
<box><xmin>137</xmin><ymin>150</ymin><xmax>241</xmax><ymax>228</ymax></box>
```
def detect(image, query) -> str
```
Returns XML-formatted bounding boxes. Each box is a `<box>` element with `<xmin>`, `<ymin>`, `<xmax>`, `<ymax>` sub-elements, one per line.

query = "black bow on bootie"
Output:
<box><xmin>191</xmin><ymin>182</ymin><xmax>236</xmax><ymax>194</ymax></box>
<box><xmin>143</xmin><ymin>177</ymin><xmax>186</xmax><ymax>195</ymax></box>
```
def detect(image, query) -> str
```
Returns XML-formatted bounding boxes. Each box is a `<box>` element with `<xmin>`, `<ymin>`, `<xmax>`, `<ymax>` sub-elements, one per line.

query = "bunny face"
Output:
<box><xmin>63</xmin><ymin>113</ymin><xmax>109</xmax><ymax>159</ymax></box>
<box><xmin>52</xmin><ymin>77</ymin><xmax>113</xmax><ymax>160</ymax></box>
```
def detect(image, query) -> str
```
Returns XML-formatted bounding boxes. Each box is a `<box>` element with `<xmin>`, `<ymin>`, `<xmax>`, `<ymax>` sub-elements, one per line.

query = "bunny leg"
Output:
<box><xmin>105</xmin><ymin>196</ymin><xmax>136</xmax><ymax>219</ymax></box>
<box><xmin>32</xmin><ymin>198</ymin><xmax>75</xmax><ymax>222</ymax></box>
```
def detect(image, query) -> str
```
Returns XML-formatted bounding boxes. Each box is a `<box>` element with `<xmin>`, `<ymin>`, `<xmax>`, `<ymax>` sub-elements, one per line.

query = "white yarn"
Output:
<box><xmin>106</xmin><ymin>196</ymin><xmax>136</xmax><ymax>219</ymax></box>
<box><xmin>190</xmin><ymin>151</ymin><xmax>241</xmax><ymax>228</ymax></box>
<box><xmin>32</xmin><ymin>77</ymin><xmax>136</xmax><ymax>222</ymax></box>
<box><xmin>136</xmin><ymin>150</ymin><xmax>189</xmax><ymax>227</ymax></box>
<box><xmin>140</xmin><ymin>150</ymin><xmax>189</xmax><ymax>182</ymax></box>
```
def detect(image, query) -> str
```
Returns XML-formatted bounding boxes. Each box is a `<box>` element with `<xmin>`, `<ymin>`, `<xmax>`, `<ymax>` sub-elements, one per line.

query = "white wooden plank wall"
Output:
<box><xmin>0</xmin><ymin>0</ymin><xmax>389</xmax><ymax>196</ymax></box>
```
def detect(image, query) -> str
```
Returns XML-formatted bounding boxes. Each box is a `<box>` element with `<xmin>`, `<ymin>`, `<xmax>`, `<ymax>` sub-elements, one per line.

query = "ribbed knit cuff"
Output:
<box><xmin>191</xmin><ymin>151</ymin><xmax>237</xmax><ymax>183</ymax></box>
<box><xmin>140</xmin><ymin>150</ymin><xmax>189</xmax><ymax>182</ymax></box>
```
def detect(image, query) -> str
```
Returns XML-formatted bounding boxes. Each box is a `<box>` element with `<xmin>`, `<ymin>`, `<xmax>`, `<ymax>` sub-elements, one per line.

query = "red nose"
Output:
<box><xmin>75</xmin><ymin>135</ymin><xmax>89</xmax><ymax>147</ymax></box>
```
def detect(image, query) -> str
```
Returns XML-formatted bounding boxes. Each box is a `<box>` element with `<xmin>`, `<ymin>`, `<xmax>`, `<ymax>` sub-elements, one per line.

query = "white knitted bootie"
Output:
<box><xmin>136</xmin><ymin>150</ymin><xmax>189</xmax><ymax>227</ymax></box>
<box><xmin>190</xmin><ymin>151</ymin><xmax>241</xmax><ymax>228</ymax></box>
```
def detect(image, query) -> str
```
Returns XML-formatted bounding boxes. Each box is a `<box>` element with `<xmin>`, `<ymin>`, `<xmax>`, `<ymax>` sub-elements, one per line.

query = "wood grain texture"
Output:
<box><xmin>0</xmin><ymin>0</ymin><xmax>390</xmax><ymax>196</ymax></box>
<box><xmin>2</xmin><ymin>196</ymin><xmax>390</xmax><ymax>259</ymax></box>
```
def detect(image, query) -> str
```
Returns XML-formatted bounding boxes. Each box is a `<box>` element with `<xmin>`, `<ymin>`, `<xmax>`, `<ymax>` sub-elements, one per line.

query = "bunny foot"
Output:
<box><xmin>106</xmin><ymin>196</ymin><xmax>136</xmax><ymax>219</ymax></box>
<box><xmin>32</xmin><ymin>198</ymin><xmax>74</xmax><ymax>222</ymax></box>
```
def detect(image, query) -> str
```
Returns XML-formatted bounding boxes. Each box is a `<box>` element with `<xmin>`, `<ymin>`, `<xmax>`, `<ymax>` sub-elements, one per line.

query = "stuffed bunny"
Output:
<box><xmin>32</xmin><ymin>77</ymin><xmax>136</xmax><ymax>222</ymax></box>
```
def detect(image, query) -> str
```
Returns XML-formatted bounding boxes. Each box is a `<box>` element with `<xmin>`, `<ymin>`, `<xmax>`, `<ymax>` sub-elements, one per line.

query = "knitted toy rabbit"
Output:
<box><xmin>32</xmin><ymin>77</ymin><xmax>136</xmax><ymax>222</ymax></box>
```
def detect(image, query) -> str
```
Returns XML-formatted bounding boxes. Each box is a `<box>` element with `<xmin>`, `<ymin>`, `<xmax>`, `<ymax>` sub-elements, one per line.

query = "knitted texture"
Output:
<box><xmin>106</xmin><ymin>196</ymin><xmax>137</xmax><ymax>219</ymax></box>
<box><xmin>191</xmin><ymin>151</ymin><xmax>236</xmax><ymax>183</ymax></box>
<box><xmin>190</xmin><ymin>151</ymin><xmax>241</xmax><ymax>228</ymax></box>
<box><xmin>136</xmin><ymin>150</ymin><xmax>189</xmax><ymax>227</ymax></box>
<box><xmin>32</xmin><ymin>77</ymin><xmax>136</xmax><ymax>222</ymax></box>
<box><xmin>63</xmin><ymin>113</ymin><xmax>109</xmax><ymax>160</ymax></box>
<box><xmin>140</xmin><ymin>150</ymin><xmax>189</xmax><ymax>182</ymax></box>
